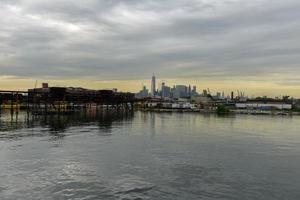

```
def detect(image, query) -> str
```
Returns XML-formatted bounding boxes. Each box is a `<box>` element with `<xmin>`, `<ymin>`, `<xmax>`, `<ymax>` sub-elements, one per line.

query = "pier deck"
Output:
<box><xmin>0</xmin><ymin>87</ymin><xmax>135</xmax><ymax>113</ymax></box>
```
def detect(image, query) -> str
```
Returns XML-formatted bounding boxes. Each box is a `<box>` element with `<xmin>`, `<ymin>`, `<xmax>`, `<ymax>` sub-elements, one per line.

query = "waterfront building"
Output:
<box><xmin>235</xmin><ymin>102</ymin><xmax>292</xmax><ymax>110</ymax></box>
<box><xmin>42</xmin><ymin>83</ymin><xmax>49</xmax><ymax>88</ymax></box>
<box><xmin>191</xmin><ymin>96</ymin><xmax>214</xmax><ymax>108</ymax></box>
<box><xmin>235</xmin><ymin>98</ymin><xmax>293</xmax><ymax>110</ymax></box>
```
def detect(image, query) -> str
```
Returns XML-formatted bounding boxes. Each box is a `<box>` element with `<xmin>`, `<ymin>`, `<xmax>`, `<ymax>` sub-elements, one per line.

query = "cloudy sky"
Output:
<box><xmin>1</xmin><ymin>0</ymin><xmax>300</xmax><ymax>97</ymax></box>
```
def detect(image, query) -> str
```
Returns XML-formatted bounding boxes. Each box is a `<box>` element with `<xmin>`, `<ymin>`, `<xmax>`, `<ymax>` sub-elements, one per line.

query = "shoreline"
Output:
<box><xmin>138</xmin><ymin>108</ymin><xmax>300</xmax><ymax>116</ymax></box>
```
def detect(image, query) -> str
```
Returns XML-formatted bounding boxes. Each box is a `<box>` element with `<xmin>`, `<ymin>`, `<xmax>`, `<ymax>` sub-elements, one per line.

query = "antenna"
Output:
<box><xmin>34</xmin><ymin>80</ymin><xmax>38</xmax><ymax>89</ymax></box>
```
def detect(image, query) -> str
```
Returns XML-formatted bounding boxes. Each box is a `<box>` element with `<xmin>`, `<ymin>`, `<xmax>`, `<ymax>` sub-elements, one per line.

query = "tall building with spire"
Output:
<box><xmin>151</xmin><ymin>74</ymin><xmax>156</xmax><ymax>97</ymax></box>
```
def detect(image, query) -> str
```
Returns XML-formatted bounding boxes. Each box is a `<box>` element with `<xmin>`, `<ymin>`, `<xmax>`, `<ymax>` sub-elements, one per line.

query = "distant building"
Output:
<box><xmin>188</xmin><ymin>85</ymin><xmax>191</xmax><ymax>96</ymax></box>
<box><xmin>42</xmin><ymin>83</ymin><xmax>49</xmax><ymax>89</ymax></box>
<box><xmin>235</xmin><ymin>99</ymin><xmax>292</xmax><ymax>110</ymax></box>
<box><xmin>147</xmin><ymin>75</ymin><xmax>199</xmax><ymax>99</ymax></box>
<box><xmin>136</xmin><ymin>86</ymin><xmax>149</xmax><ymax>99</ymax></box>
<box><xmin>236</xmin><ymin>102</ymin><xmax>292</xmax><ymax>110</ymax></box>
<box><xmin>151</xmin><ymin>74</ymin><xmax>156</xmax><ymax>97</ymax></box>
<box><xmin>174</xmin><ymin>85</ymin><xmax>188</xmax><ymax>98</ymax></box>
<box><xmin>191</xmin><ymin>96</ymin><xmax>214</xmax><ymax>108</ymax></box>
<box><xmin>161</xmin><ymin>82</ymin><xmax>171</xmax><ymax>98</ymax></box>
<box><xmin>191</xmin><ymin>86</ymin><xmax>197</xmax><ymax>96</ymax></box>
<box><xmin>294</xmin><ymin>100</ymin><xmax>300</xmax><ymax>110</ymax></box>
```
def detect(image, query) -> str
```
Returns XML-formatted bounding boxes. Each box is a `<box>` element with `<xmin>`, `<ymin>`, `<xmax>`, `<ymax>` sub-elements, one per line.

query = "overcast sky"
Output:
<box><xmin>1</xmin><ymin>0</ymin><xmax>300</xmax><ymax>96</ymax></box>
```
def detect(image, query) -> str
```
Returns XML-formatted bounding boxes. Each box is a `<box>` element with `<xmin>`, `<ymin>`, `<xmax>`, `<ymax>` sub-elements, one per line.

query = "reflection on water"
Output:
<box><xmin>0</xmin><ymin>111</ymin><xmax>300</xmax><ymax>200</ymax></box>
<box><xmin>0</xmin><ymin>110</ymin><xmax>134</xmax><ymax>140</ymax></box>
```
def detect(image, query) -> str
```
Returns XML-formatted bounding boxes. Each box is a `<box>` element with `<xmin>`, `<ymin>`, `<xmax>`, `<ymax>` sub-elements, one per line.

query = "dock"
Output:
<box><xmin>0</xmin><ymin>86</ymin><xmax>135</xmax><ymax>115</ymax></box>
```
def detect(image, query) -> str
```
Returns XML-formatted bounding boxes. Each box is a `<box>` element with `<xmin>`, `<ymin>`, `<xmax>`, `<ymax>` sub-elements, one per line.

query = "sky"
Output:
<box><xmin>0</xmin><ymin>0</ymin><xmax>300</xmax><ymax>97</ymax></box>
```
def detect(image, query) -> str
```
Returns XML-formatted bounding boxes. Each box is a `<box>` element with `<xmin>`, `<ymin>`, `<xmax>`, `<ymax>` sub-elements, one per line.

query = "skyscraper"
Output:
<box><xmin>161</xmin><ymin>82</ymin><xmax>165</xmax><ymax>97</ymax></box>
<box><xmin>174</xmin><ymin>85</ymin><xmax>188</xmax><ymax>98</ymax></box>
<box><xmin>161</xmin><ymin>82</ymin><xmax>171</xmax><ymax>98</ymax></box>
<box><xmin>151</xmin><ymin>74</ymin><xmax>156</xmax><ymax>97</ymax></box>
<box><xmin>192</xmin><ymin>86</ymin><xmax>196</xmax><ymax>93</ymax></box>
<box><xmin>135</xmin><ymin>85</ymin><xmax>149</xmax><ymax>99</ymax></box>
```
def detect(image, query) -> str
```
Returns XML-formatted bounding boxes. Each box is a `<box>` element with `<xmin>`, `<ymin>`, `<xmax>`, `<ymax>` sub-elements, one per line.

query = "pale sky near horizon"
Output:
<box><xmin>1</xmin><ymin>0</ymin><xmax>300</xmax><ymax>97</ymax></box>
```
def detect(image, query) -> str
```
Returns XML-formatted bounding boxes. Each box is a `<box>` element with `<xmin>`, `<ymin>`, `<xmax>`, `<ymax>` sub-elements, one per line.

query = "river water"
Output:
<box><xmin>0</xmin><ymin>110</ymin><xmax>299</xmax><ymax>200</ymax></box>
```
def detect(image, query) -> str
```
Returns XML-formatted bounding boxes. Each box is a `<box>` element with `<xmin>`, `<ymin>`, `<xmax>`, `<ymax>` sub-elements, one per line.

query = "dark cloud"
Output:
<box><xmin>0</xmin><ymin>0</ymin><xmax>300</xmax><ymax>82</ymax></box>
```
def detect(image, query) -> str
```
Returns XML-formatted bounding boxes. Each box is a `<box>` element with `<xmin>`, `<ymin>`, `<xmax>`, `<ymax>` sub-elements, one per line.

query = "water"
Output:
<box><xmin>0</xmin><ymin>110</ymin><xmax>300</xmax><ymax>200</ymax></box>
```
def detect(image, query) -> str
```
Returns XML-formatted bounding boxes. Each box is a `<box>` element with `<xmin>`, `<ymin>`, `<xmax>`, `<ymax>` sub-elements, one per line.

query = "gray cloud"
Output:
<box><xmin>0</xmin><ymin>0</ymin><xmax>300</xmax><ymax>83</ymax></box>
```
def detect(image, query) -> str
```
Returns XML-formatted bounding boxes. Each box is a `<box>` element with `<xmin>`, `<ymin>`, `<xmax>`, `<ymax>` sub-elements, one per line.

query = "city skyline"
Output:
<box><xmin>136</xmin><ymin>74</ymin><xmax>295</xmax><ymax>99</ymax></box>
<box><xmin>1</xmin><ymin>0</ymin><xmax>300</xmax><ymax>97</ymax></box>
<box><xmin>0</xmin><ymin>75</ymin><xmax>299</xmax><ymax>98</ymax></box>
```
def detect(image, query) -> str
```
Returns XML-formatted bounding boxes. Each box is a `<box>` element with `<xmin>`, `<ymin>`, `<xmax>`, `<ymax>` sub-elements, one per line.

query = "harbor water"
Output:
<box><xmin>0</xmin><ymin>110</ymin><xmax>300</xmax><ymax>199</ymax></box>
